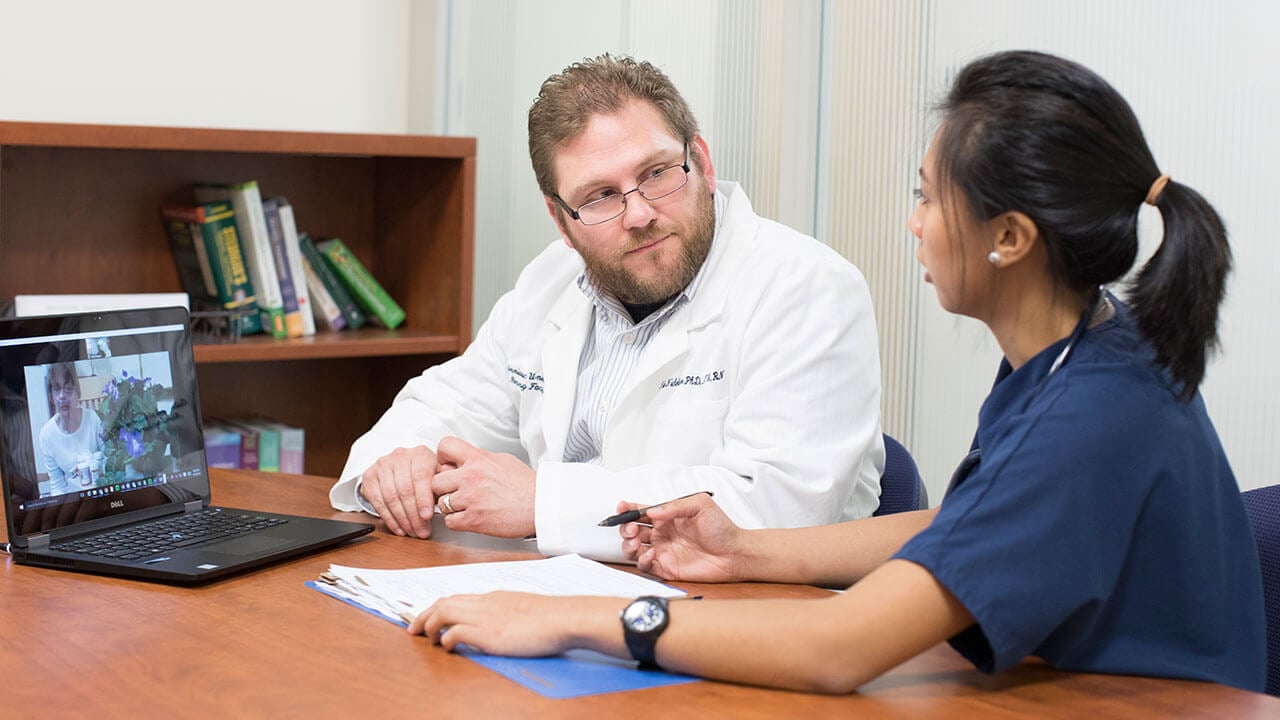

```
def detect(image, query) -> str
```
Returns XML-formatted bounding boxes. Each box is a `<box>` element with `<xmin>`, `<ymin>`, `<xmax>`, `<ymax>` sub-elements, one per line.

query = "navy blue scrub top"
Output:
<box><xmin>895</xmin><ymin>297</ymin><xmax>1266</xmax><ymax>692</ymax></box>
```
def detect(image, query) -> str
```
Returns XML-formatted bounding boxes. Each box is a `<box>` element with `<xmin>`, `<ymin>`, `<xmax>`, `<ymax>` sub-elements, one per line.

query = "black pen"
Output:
<box><xmin>597</xmin><ymin>491</ymin><xmax>714</xmax><ymax>527</ymax></box>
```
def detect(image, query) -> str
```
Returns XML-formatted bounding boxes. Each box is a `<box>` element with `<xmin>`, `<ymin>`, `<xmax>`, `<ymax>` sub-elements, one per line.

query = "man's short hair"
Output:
<box><xmin>527</xmin><ymin>53</ymin><xmax>701</xmax><ymax>200</ymax></box>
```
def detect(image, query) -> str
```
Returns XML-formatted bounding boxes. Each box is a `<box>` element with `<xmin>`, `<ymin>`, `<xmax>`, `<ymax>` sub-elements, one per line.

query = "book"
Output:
<box><xmin>274</xmin><ymin>198</ymin><xmax>316</xmax><ymax>336</ymax></box>
<box><xmin>315</xmin><ymin>237</ymin><xmax>405</xmax><ymax>329</ymax></box>
<box><xmin>263</xmin><ymin>419</ymin><xmax>304</xmax><ymax>474</ymax></box>
<box><xmin>260</xmin><ymin>197</ymin><xmax>305</xmax><ymax>338</ymax></box>
<box><xmin>160</xmin><ymin>208</ymin><xmax>217</xmax><ymax>302</ymax></box>
<box><xmin>298</xmin><ymin>233</ymin><xmax>365</xmax><ymax>330</ymax></box>
<box><xmin>228</xmin><ymin>418</ymin><xmax>279</xmax><ymax>473</ymax></box>
<box><xmin>300</xmin><ymin>253</ymin><xmax>346</xmax><ymax>332</ymax></box>
<box><xmin>194</xmin><ymin>181</ymin><xmax>288</xmax><ymax>339</ymax></box>
<box><xmin>215</xmin><ymin>420</ymin><xmax>259</xmax><ymax>470</ymax></box>
<box><xmin>202</xmin><ymin>425</ymin><xmax>242</xmax><ymax>469</ymax></box>
<box><xmin>160</xmin><ymin>203</ymin><xmax>263</xmax><ymax>336</ymax></box>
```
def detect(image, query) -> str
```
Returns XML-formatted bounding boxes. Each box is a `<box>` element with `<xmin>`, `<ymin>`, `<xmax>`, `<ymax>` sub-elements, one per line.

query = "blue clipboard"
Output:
<box><xmin>307</xmin><ymin>581</ymin><xmax>698</xmax><ymax>698</ymax></box>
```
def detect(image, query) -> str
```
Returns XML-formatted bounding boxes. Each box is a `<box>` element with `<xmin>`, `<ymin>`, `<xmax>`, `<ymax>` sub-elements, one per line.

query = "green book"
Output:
<box><xmin>316</xmin><ymin>237</ymin><xmax>404</xmax><ymax>329</ymax></box>
<box><xmin>161</xmin><ymin>203</ymin><xmax>263</xmax><ymax>336</ymax></box>
<box><xmin>260</xmin><ymin>419</ymin><xmax>304</xmax><ymax>474</ymax></box>
<box><xmin>299</xmin><ymin>233</ymin><xmax>365</xmax><ymax>330</ymax></box>
<box><xmin>194</xmin><ymin>181</ymin><xmax>288</xmax><ymax>338</ymax></box>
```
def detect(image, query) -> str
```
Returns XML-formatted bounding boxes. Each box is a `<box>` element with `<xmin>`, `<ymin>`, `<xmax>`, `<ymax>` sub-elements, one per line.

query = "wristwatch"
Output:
<box><xmin>620</xmin><ymin>596</ymin><xmax>670</xmax><ymax>669</ymax></box>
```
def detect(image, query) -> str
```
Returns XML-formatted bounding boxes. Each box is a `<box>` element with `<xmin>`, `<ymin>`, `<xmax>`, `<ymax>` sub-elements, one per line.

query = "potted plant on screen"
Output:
<box><xmin>99</xmin><ymin>370</ymin><xmax>178</xmax><ymax>483</ymax></box>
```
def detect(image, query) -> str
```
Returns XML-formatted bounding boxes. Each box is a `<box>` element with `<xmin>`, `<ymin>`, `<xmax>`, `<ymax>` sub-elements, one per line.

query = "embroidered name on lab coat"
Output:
<box><xmin>508</xmin><ymin>366</ymin><xmax>544</xmax><ymax>393</ymax></box>
<box><xmin>659</xmin><ymin>369</ymin><xmax>726</xmax><ymax>390</ymax></box>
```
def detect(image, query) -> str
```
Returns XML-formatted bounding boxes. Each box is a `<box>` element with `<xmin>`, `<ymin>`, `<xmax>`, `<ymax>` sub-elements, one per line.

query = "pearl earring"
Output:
<box><xmin>987</xmin><ymin>251</ymin><xmax>1000</xmax><ymax>266</ymax></box>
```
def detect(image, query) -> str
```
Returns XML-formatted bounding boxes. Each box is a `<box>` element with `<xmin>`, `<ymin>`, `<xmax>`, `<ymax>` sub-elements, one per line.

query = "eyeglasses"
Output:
<box><xmin>553</xmin><ymin>143</ymin><xmax>691</xmax><ymax>226</ymax></box>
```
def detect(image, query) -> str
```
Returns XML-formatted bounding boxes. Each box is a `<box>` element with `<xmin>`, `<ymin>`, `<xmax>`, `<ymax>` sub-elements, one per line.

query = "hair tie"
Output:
<box><xmin>1145</xmin><ymin>174</ymin><xmax>1171</xmax><ymax>206</ymax></box>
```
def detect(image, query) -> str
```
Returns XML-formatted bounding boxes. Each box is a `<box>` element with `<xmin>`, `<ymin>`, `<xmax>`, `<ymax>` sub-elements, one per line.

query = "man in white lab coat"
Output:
<box><xmin>329</xmin><ymin>54</ymin><xmax>884</xmax><ymax>562</ymax></box>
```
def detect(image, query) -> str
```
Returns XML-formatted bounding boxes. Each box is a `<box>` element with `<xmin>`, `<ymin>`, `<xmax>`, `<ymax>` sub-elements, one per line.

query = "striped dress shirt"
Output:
<box><xmin>562</xmin><ymin>190</ymin><xmax>726</xmax><ymax>464</ymax></box>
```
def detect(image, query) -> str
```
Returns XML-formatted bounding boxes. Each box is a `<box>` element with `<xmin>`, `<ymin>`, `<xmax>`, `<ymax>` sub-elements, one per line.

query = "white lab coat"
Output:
<box><xmin>331</xmin><ymin>182</ymin><xmax>884</xmax><ymax>562</ymax></box>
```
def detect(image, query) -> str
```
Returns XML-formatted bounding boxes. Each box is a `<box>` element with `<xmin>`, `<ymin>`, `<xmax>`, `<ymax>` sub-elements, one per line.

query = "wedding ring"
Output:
<box><xmin>439</xmin><ymin>493</ymin><xmax>455</xmax><ymax>514</ymax></box>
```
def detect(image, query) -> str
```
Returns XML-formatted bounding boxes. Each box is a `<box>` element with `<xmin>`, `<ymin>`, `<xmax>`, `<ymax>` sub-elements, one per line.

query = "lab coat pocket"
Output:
<box><xmin>648</xmin><ymin>398</ymin><xmax>730</xmax><ymax>463</ymax></box>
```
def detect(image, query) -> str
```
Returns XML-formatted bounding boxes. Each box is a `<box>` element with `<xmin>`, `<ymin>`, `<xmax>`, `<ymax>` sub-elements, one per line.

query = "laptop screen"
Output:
<box><xmin>0</xmin><ymin>306</ymin><xmax>210</xmax><ymax>541</ymax></box>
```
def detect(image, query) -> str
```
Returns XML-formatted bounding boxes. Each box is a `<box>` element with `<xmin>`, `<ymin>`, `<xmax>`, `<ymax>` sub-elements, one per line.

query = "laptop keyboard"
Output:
<box><xmin>50</xmin><ymin>508</ymin><xmax>288</xmax><ymax>560</ymax></box>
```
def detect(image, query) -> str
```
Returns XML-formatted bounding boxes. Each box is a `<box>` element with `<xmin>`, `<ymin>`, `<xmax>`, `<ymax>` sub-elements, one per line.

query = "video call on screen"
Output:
<box><xmin>2</xmin><ymin>320</ymin><xmax>209</xmax><ymax>528</ymax></box>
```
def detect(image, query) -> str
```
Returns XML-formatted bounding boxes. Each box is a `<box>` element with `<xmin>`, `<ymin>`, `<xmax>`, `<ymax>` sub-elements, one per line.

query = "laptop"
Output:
<box><xmin>0</xmin><ymin>306</ymin><xmax>373</xmax><ymax>583</ymax></box>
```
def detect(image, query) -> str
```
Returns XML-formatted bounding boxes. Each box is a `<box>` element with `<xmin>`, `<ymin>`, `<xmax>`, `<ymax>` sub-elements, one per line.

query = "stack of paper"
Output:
<box><xmin>313</xmin><ymin>553</ymin><xmax>685</xmax><ymax>625</ymax></box>
<box><xmin>307</xmin><ymin>553</ymin><xmax>698</xmax><ymax>698</ymax></box>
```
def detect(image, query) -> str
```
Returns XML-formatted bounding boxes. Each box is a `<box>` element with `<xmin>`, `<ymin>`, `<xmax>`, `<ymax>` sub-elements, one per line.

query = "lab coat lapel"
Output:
<box><xmin>628</xmin><ymin>315</ymin><xmax>693</xmax><ymax>392</ymax></box>
<box><xmin>540</xmin><ymin>283</ymin><xmax>592</xmax><ymax>462</ymax></box>
<box><xmin>614</xmin><ymin>182</ymin><xmax>754</xmax><ymax>416</ymax></box>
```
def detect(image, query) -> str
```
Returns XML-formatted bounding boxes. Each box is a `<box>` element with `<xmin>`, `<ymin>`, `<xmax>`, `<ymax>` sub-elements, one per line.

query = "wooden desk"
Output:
<box><xmin>3</xmin><ymin>469</ymin><xmax>1277</xmax><ymax>718</ymax></box>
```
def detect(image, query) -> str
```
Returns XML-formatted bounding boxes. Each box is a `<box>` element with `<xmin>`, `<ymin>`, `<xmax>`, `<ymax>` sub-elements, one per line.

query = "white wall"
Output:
<box><xmin>0</xmin><ymin>0</ymin><xmax>413</xmax><ymax>132</ymax></box>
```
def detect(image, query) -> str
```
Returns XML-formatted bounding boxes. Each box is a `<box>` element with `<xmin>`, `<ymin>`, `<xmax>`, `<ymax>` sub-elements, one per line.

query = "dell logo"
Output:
<box><xmin>110</xmin><ymin>500</ymin><xmax>125</xmax><ymax>509</ymax></box>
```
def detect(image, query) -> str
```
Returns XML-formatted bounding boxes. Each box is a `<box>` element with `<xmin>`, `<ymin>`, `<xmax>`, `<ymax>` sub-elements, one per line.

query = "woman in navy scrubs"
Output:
<box><xmin>406</xmin><ymin>50</ymin><xmax>1266</xmax><ymax>694</ymax></box>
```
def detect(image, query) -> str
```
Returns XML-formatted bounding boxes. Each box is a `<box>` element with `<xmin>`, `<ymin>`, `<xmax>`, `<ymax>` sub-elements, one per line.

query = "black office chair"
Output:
<box><xmin>873</xmin><ymin>433</ymin><xmax>928</xmax><ymax>516</ymax></box>
<box><xmin>1242</xmin><ymin>484</ymin><xmax>1280</xmax><ymax>696</ymax></box>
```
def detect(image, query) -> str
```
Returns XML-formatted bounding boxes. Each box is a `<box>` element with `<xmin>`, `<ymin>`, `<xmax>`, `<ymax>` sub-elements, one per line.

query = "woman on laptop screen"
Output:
<box><xmin>38</xmin><ymin>361</ymin><xmax>104</xmax><ymax>497</ymax></box>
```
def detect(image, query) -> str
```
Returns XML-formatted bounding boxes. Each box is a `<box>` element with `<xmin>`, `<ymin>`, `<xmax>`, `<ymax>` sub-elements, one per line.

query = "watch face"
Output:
<box><xmin>623</xmin><ymin>599</ymin><xmax>666</xmax><ymax>632</ymax></box>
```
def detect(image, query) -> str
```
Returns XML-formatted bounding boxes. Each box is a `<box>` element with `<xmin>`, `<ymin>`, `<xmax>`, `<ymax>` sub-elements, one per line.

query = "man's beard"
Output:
<box><xmin>569</xmin><ymin>180</ymin><xmax>716</xmax><ymax>305</ymax></box>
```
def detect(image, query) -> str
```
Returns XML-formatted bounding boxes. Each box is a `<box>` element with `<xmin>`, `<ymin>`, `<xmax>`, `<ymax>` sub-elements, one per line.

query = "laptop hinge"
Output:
<box><xmin>184</xmin><ymin>499</ymin><xmax>204</xmax><ymax>513</ymax></box>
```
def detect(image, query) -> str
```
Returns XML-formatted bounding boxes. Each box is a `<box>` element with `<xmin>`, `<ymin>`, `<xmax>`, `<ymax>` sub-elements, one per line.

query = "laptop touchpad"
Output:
<box><xmin>205</xmin><ymin>534</ymin><xmax>296</xmax><ymax>556</ymax></box>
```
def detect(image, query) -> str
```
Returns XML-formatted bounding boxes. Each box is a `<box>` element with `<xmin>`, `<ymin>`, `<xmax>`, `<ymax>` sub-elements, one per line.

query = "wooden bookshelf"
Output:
<box><xmin>0</xmin><ymin>121</ymin><xmax>475</xmax><ymax>477</ymax></box>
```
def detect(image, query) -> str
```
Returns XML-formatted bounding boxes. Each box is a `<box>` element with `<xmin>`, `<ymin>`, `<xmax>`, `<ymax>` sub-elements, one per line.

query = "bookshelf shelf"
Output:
<box><xmin>0</xmin><ymin>121</ymin><xmax>475</xmax><ymax>478</ymax></box>
<box><xmin>193</xmin><ymin>329</ymin><xmax>464</xmax><ymax>363</ymax></box>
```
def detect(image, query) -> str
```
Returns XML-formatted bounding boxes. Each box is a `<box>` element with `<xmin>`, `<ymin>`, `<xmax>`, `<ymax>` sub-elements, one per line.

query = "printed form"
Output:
<box><xmin>316</xmin><ymin>553</ymin><xmax>685</xmax><ymax>624</ymax></box>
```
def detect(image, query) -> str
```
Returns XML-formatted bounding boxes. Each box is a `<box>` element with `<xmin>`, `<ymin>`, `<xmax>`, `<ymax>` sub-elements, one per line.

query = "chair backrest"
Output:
<box><xmin>874</xmin><ymin>433</ymin><xmax>927</xmax><ymax>516</ymax></box>
<box><xmin>1242</xmin><ymin>484</ymin><xmax>1280</xmax><ymax>696</ymax></box>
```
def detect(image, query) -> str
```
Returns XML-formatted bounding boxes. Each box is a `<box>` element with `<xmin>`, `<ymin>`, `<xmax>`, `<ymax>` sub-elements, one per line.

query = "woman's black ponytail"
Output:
<box><xmin>1128</xmin><ymin>180</ymin><xmax>1231</xmax><ymax>399</ymax></box>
